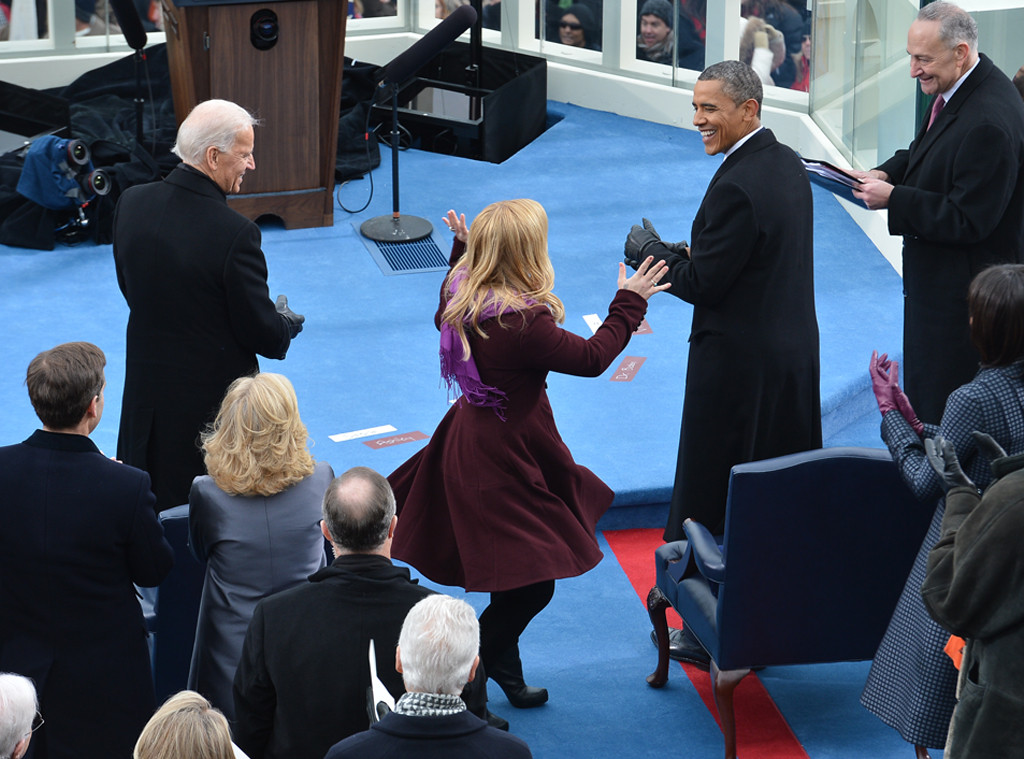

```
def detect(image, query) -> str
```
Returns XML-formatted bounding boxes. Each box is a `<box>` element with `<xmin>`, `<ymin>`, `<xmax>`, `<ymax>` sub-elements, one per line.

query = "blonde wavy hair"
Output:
<box><xmin>201</xmin><ymin>373</ymin><xmax>315</xmax><ymax>496</ymax></box>
<box><xmin>133</xmin><ymin>691</ymin><xmax>233</xmax><ymax>759</ymax></box>
<box><xmin>442</xmin><ymin>198</ymin><xmax>565</xmax><ymax>360</ymax></box>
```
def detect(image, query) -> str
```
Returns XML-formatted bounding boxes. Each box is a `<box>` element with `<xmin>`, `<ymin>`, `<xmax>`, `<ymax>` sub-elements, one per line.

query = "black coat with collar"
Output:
<box><xmin>324</xmin><ymin>710</ymin><xmax>533</xmax><ymax>759</ymax></box>
<box><xmin>660</xmin><ymin>128</ymin><xmax>822</xmax><ymax>539</ymax></box>
<box><xmin>877</xmin><ymin>54</ymin><xmax>1024</xmax><ymax>424</ymax></box>
<box><xmin>232</xmin><ymin>555</ymin><xmax>435</xmax><ymax>759</ymax></box>
<box><xmin>0</xmin><ymin>430</ymin><xmax>173</xmax><ymax>759</ymax></box>
<box><xmin>112</xmin><ymin>165</ymin><xmax>293</xmax><ymax>510</ymax></box>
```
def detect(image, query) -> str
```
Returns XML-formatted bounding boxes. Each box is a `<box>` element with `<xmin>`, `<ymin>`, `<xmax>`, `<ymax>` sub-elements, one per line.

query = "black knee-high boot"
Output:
<box><xmin>487</xmin><ymin>642</ymin><xmax>548</xmax><ymax>708</ymax></box>
<box><xmin>479</xmin><ymin>580</ymin><xmax>554</xmax><ymax>708</ymax></box>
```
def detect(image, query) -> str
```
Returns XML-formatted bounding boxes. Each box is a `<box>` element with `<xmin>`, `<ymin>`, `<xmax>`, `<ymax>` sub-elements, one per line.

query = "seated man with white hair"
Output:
<box><xmin>324</xmin><ymin>595</ymin><xmax>532</xmax><ymax>759</ymax></box>
<box><xmin>0</xmin><ymin>673</ymin><xmax>37</xmax><ymax>759</ymax></box>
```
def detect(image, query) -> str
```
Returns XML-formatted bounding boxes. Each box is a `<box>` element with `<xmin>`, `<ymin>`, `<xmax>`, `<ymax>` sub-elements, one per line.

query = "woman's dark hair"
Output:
<box><xmin>968</xmin><ymin>264</ymin><xmax>1024</xmax><ymax>367</ymax></box>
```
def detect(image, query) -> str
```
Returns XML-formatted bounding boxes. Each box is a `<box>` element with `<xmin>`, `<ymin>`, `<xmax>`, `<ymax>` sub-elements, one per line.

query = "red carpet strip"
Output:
<box><xmin>604</xmin><ymin>528</ymin><xmax>811</xmax><ymax>758</ymax></box>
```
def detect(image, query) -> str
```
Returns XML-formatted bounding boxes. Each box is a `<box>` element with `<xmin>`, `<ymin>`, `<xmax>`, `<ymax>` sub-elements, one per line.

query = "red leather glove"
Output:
<box><xmin>894</xmin><ymin>384</ymin><xmax>924</xmax><ymax>435</ymax></box>
<box><xmin>870</xmin><ymin>351</ymin><xmax>924</xmax><ymax>434</ymax></box>
<box><xmin>869</xmin><ymin>350</ymin><xmax>898</xmax><ymax>416</ymax></box>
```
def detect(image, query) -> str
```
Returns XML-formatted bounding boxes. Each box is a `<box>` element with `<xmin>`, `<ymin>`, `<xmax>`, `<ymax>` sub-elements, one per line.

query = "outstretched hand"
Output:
<box><xmin>442</xmin><ymin>209</ymin><xmax>469</xmax><ymax>242</ymax></box>
<box><xmin>619</xmin><ymin>256</ymin><xmax>671</xmax><ymax>301</ymax></box>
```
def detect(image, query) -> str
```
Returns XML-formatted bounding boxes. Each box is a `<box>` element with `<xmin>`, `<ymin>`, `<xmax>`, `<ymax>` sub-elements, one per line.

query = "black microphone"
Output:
<box><xmin>379</xmin><ymin>3</ymin><xmax>477</xmax><ymax>86</ymax></box>
<box><xmin>108</xmin><ymin>0</ymin><xmax>148</xmax><ymax>51</ymax></box>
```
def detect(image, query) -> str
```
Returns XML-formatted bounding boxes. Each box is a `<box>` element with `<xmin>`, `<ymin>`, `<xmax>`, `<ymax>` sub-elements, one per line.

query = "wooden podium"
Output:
<box><xmin>161</xmin><ymin>0</ymin><xmax>346</xmax><ymax>228</ymax></box>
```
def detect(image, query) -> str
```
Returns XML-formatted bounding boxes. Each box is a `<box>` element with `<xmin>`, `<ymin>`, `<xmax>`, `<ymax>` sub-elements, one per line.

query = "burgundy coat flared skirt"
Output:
<box><xmin>389</xmin><ymin>272</ymin><xmax>647</xmax><ymax>592</ymax></box>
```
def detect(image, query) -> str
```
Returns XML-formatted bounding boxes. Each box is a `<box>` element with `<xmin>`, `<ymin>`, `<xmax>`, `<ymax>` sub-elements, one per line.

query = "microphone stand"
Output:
<box><xmin>132</xmin><ymin>47</ymin><xmax>145</xmax><ymax>148</ymax></box>
<box><xmin>107</xmin><ymin>0</ymin><xmax>148</xmax><ymax>149</ymax></box>
<box><xmin>359</xmin><ymin>4</ymin><xmax>477</xmax><ymax>244</ymax></box>
<box><xmin>360</xmin><ymin>84</ymin><xmax>433</xmax><ymax>243</ymax></box>
<box><xmin>467</xmin><ymin>0</ymin><xmax>482</xmax><ymax>120</ymax></box>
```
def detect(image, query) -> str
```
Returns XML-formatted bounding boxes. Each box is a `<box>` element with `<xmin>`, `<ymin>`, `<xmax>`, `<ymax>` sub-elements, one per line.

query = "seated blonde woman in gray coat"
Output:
<box><xmin>187</xmin><ymin>373</ymin><xmax>334</xmax><ymax>720</ymax></box>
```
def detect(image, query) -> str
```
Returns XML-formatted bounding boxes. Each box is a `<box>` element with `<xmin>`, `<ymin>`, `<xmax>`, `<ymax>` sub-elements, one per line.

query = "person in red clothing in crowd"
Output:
<box><xmin>388</xmin><ymin>200</ymin><xmax>668</xmax><ymax>711</ymax></box>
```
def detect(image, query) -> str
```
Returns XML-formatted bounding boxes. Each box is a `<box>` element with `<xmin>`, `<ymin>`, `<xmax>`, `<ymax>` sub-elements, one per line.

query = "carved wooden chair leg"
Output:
<box><xmin>646</xmin><ymin>586</ymin><xmax>671</xmax><ymax>688</ymax></box>
<box><xmin>711</xmin><ymin>659</ymin><xmax>751</xmax><ymax>759</ymax></box>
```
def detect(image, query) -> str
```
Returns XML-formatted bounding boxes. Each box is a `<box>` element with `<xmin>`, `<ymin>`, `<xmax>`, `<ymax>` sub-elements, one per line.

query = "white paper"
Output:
<box><xmin>330</xmin><ymin>424</ymin><xmax>397</xmax><ymax>443</ymax></box>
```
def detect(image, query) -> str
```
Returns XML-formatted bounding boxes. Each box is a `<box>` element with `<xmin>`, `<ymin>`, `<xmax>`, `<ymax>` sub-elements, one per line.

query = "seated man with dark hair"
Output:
<box><xmin>325</xmin><ymin>595</ymin><xmax>532</xmax><ymax>759</ymax></box>
<box><xmin>233</xmin><ymin>468</ymin><xmax>494</xmax><ymax>759</ymax></box>
<box><xmin>0</xmin><ymin>342</ymin><xmax>174</xmax><ymax>759</ymax></box>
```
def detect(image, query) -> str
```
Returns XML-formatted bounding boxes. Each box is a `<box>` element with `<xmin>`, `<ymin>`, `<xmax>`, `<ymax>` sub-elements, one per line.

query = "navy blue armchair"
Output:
<box><xmin>149</xmin><ymin>504</ymin><xmax>204</xmax><ymax>704</ymax></box>
<box><xmin>646</xmin><ymin>447</ymin><xmax>932</xmax><ymax>759</ymax></box>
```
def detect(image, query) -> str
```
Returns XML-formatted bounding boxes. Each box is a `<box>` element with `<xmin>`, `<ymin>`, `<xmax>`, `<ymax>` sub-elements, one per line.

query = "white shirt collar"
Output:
<box><xmin>940</xmin><ymin>56</ymin><xmax>980</xmax><ymax>104</ymax></box>
<box><xmin>725</xmin><ymin>125</ymin><xmax>764</xmax><ymax>159</ymax></box>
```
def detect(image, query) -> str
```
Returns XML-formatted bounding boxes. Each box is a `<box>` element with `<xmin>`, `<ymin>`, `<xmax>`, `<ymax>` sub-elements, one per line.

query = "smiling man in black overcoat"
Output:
<box><xmin>625</xmin><ymin>60</ymin><xmax>822</xmax><ymax>666</ymax></box>
<box><xmin>112</xmin><ymin>99</ymin><xmax>305</xmax><ymax>511</ymax></box>
<box><xmin>853</xmin><ymin>1</ymin><xmax>1024</xmax><ymax>424</ymax></box>
<box><xmin>626</xmin><ymin>60</ymin><xmax>822</xmax><ymax>544</ymax></box>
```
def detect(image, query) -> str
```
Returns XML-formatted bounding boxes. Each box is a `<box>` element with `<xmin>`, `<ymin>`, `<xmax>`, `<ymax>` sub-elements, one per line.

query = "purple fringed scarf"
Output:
<box><xmin>439</xmin><ymin>273</ymin><xmax>534</xmax><ymax>419</ymax></box>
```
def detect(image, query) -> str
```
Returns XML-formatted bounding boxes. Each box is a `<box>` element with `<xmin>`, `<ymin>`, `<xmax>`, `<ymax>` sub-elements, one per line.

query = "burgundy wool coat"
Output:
<box><xmin>389</xmin><ymin>241</ymin><xmax>648</xmax><ymax>592</ymax></box>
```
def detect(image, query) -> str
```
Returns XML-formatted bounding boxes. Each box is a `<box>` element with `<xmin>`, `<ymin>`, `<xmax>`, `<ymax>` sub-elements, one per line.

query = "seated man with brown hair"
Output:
<box><xmin>0</xmin><ymin>342</ymin><xmax>173</xmax><ymax>759</ymax></box>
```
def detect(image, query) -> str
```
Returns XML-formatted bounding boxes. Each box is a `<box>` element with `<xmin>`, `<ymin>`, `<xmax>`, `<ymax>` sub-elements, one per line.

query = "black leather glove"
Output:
<box><xmin>924</xmin><ymin>434</ymin><xmax>977</xmax><ymax>492</ymax></box>
<box><xmin>642</xmin><ymin>218</ymin><xmax>689</xmax><ymax>257</ymax></box>
<box><xmin>624</xmin><ymin>224</ymin><xmax>660</xmax><ymax>270</ymax></box>
<box><xmin>275</xmin><ymin>294</ymin><xmax>305</xmax><ymax>338</ymax></box>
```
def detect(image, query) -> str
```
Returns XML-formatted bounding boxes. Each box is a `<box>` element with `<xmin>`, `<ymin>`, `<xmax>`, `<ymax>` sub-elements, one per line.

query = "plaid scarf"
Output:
<box><xmin>392</xmin><ymin>691</ymin><xmax>466</xmax><ymax>717</ymax></box>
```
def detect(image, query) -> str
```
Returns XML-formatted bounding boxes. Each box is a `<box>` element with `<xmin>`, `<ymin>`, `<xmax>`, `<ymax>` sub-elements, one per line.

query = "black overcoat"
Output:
<box><xmin>876</xmin><ymin>54</ymin><xmax>1024</xmax><ymax>424</ymax></box>
<box><xmin>662</xmin><ymin>128</ymin><xmax>822</xmax><ymax>539</ymax></box>
<box><xmin>112</xmin><ymin>165</ymin><xmax>293</xmax><ymax>510</ymax></box>
<box><xmin>0</xmin><ymin>430</ymin><xmax>173</xmax><ymax>759</ymax></box>
<box><xmin>232</xmin><ymin>555</ymin><xmax>435</xmax><ymax>759</ymax></box>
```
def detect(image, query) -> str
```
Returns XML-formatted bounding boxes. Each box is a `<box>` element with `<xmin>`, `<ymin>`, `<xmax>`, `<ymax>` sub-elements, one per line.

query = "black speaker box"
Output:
<box><xmin>373</xmin><ymin>41</ymin><xmax>546</xmax><ymax>164</ymax></box>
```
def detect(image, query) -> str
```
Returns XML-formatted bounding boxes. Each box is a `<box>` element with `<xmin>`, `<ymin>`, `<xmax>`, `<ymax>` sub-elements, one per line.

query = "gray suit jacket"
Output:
<box><xmin>187</xmin><ymin>460</ymin><xmax>333</xmax><ymax>720</ymax></box>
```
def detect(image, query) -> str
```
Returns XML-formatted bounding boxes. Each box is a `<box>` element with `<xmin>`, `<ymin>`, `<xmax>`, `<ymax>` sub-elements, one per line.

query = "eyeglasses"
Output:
<box><xmin>559</xmin><ymin>21</ymin><xmax>582</xmax><ymax>30</ymax></box>
<box><xmin>28</xmin><ymin>711</ymin><xmax>44</xmax><ymax>735</ymax></box>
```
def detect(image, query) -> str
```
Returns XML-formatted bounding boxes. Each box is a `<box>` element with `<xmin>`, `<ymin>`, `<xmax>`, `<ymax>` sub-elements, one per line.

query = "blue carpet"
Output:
<box><xmin>1</xmin><ymin>102</ymin><xmax>924</xmax><ymax>757</ymax></box>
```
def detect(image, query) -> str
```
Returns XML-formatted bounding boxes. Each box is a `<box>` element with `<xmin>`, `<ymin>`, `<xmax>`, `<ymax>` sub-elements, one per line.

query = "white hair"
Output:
<box><xmin>0</xmin><ymin>674</ymin><xmax>37</xmax><ymax>759</ymax></box>
<box><xmin>171</xmin><ymin>99</ymin><xmax>258</xmax><ymax>166</ymax></box>
<box><xmin>398</xmin><ymin>595</ymin><xmax>479</xmax><ymax>695</ymax></box>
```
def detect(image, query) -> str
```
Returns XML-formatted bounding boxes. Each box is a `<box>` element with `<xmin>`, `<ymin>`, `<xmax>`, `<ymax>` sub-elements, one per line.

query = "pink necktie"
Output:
<box><xmin>927</xmin><ymin>96</ymin><xmax>945</xmax><ymax>130</ymax></box>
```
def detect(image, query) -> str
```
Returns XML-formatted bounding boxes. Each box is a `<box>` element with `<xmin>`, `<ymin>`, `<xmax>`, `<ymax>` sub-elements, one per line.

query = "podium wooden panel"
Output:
<box><xmin>161</xmin><ymin>0</ymin><xmax>346</xmax><ymax>228</ymax></box>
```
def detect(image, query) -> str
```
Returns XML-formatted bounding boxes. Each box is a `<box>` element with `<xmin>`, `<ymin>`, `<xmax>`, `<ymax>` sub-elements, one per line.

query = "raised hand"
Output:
<box><xmin>442</xmin><ymin>209</ymin><xmax>469</xmax><ymax>242</ymax></box>
<box><xmin>619</xmin><ymin>256</ymin><xmax>671</xmax><ymax>301</ymax></box>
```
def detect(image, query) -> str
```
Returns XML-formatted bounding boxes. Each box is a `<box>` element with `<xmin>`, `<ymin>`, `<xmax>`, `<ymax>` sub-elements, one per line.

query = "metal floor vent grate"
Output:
<box><xmin>362</xmin><ymin>233</ymin><xmax>449</xmax><ymax>276</ymax></box>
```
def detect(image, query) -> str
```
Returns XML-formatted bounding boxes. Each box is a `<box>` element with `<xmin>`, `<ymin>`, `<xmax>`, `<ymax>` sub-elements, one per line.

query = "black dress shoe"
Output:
<box><xmin>486</xmin><ymin>710</ymin><xmax>510</xmax><ymax>731</ymax></box>
<box><xmin>488</xmin><ymin>643</ymin><xmax>549</xmax><ymax>709</ymax></box>
<box><xmin>650</xmin><ymin>628</ymin><xmax>711</xmax><ymax>670</ymax></box>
